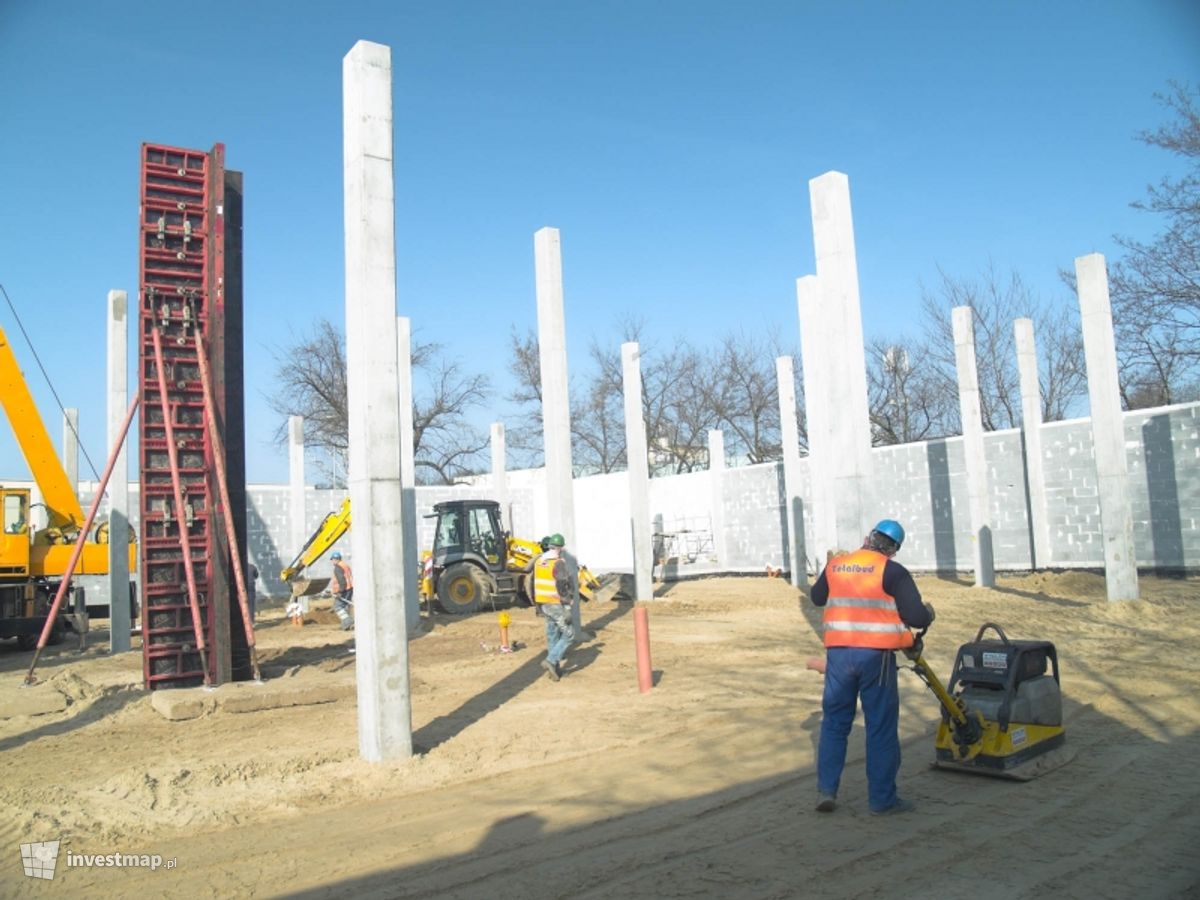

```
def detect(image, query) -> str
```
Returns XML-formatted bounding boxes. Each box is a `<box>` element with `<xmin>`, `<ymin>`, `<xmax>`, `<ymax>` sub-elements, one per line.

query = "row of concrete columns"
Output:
<box><xmin>272</xmin><ymin>38</ymin><xmax>1142</xmax><ymax>763</ymax></box>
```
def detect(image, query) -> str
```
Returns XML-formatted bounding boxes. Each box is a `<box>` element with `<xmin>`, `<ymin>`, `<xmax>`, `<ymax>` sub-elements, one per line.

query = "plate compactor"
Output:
<box><xmin>903</xmin><ymin>623</ymin><xmax>1074</xmax><ymax>780</ymax></box>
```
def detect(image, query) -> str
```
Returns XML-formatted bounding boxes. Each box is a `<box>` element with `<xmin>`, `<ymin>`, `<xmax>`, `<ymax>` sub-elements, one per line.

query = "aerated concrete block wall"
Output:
<box><xmin>64</xmin><ymin>400</ymin><xmax>1199</xmax><ymax>609</ymax></box>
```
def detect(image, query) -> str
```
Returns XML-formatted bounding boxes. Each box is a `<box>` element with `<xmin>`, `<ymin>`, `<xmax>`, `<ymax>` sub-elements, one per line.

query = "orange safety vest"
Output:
<box><xmin>333</xmin><ymin>559</ymin><xmax>354</xmax><ymax>593</ymax></box>
<box><xmin>534</xmin><ymin>553</ymin><xmax>562</xmax><ymax>604</ymax></box>
<box><xmin>822</xmin><ymin>548</ymin><xmax>913</xmax><ymax>650</ymax></box>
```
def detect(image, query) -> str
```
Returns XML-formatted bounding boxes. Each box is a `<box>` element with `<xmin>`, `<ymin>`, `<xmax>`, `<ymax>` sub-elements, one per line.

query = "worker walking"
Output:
<box><xmin>534</xmin><ymin>533</ymin><xmax>574</xmax><ymax>682</ymax></box>
<box><xmin>809</xmin><ymin>519</ymin><xmax>935</xmax><ymax>815</ymax></box>
<box><xmin>330</xmin><ymin>551</ymin><xmax>354</xmax><ymax>631</ymax></box>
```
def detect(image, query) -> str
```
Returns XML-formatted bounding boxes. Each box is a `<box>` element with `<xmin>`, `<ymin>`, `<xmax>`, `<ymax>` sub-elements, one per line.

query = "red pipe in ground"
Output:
<box><xmin>634</xmin><ymin>606</ymin><xmax>653</xmax><ymax>693</ymax></box>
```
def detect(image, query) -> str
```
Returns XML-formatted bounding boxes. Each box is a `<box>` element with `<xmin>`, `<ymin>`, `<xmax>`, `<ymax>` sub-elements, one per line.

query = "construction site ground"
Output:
<box><xmin>1</xmin><ymin>571</ymin><xmax>1198</xmax><ymax>899</ymax></box>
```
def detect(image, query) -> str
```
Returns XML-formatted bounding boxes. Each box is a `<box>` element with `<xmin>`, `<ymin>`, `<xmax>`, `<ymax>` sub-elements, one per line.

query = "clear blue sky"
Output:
<box><xmin>1</xmin><ymin>0</ymin><xmax>1197</xmax><ymax>484</ymax></box>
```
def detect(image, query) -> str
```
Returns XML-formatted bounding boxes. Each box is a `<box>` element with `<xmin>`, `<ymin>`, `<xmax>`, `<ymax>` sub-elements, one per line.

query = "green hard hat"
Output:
<box><xmin>547</xmin><ymin>533</ymin><xmax>565</xmax><ymax>547</ymax></box>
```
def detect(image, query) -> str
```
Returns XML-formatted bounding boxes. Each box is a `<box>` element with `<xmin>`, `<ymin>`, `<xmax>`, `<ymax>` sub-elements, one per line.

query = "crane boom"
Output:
<box><xmin>0</xmin><ymin>327</ymin><xmax>84</xmax><ymax>530</ymax></box>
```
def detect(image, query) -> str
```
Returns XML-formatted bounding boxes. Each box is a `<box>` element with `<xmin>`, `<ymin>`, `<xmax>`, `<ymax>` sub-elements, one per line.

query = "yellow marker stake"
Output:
<box><xmin>497</xmin><ymin>611</ymin><xmax>512</xmax><ymax>652</ymax></box>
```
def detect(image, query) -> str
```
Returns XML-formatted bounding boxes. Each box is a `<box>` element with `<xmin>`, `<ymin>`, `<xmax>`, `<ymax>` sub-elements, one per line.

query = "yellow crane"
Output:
<box><xmin>0</xmin><ymin>325</ymin><xmax>136</xmax><ymax>649</ymax></box>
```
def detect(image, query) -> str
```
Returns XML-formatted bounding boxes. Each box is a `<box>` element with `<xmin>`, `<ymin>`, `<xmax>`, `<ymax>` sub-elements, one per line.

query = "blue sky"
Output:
<box><xmin>1</xmin><ymin>0</ymin><xmax>1197</xmax><ymax>484</ymax></box>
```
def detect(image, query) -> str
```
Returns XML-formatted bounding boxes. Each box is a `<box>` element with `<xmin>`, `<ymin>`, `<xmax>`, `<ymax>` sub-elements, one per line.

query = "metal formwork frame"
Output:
<box><xmin>137</xmin><ymin>143</ymin><xmax>222</xmax><ymax>689</ymax></box>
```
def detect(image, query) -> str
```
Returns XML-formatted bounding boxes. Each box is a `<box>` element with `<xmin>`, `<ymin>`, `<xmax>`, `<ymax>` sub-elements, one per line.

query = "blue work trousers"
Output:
<box><xmin>817</xmin><ymin>646</ymin><xmax>901</xmax><ymax>812</ymax></box>
<box><xmin>541</xmin><ymin>603</ymin><xmax>574</xmax><ymax>666</ymax></box>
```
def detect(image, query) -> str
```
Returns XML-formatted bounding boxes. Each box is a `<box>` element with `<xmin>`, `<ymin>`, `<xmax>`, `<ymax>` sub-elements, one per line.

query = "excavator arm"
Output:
<box><xmin>279</xmin><ymin>497</ymin><xmax>351</xmax><ymax>594</ymax></box>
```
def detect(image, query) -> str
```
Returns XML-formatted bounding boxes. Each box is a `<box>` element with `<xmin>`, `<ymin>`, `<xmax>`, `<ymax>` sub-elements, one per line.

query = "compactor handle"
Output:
<box><xmin>973</xmin><ymin>622</ymin><xmax>1009</xmax><ymax>643</ymax></box>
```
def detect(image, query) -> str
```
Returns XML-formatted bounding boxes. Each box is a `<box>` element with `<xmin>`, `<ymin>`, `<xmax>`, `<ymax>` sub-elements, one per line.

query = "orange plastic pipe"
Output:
<box><xmin>634</xmin><ymin>606</ymin><xmax>652</xmax><ymax>693</ymax></box>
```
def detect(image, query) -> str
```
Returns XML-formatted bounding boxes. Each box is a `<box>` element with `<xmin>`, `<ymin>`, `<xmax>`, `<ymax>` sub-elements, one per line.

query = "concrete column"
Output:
<box><xmin>796</xmin><ymin>275</ymin><xmax>836</xmax><ymax>563</ymax></box>
<box><xmin>621</xmin><ymin>343</ymin><xmax>652</xmax><ymax>600</ymax></box>
<box><xmin>808</xmin><ymin>172</ymin><xmax>875</xmax><ymax>551</ymax></box>
<box><xmin>343</xmin><ymin>39</ymin><xmax>412</xmax><ymax>761</ymax></box>
<box><xmin>952</xmin><ymin>306</ymin><xmax>995</xmax><ymax>587</ymax></box>
<box><xmin>62</xmin><ymin>408</ymin><xmax>79</xmax><ymax>494</ymax></box>
<box><xmin>534</xmin><ymin>226</ymin><xmax>580</xmax><ymax>636</ymax></box>
<box><xmin>776</xmin><ymin>356</ymin><xmax>808</xmax><ymax>588</ymax></box>
<box><xmin>396</xmin><ymin>317</ymin><xmax>419</xmax><ymax>629</ymax></box>
<box><xmin>288</xmin><ymin>416</ymin><xmax>305</xmax><ymax>559</ymax></box>
<box><xmin>1014</xmin><ymin>318</ymin><xmax>1051</xmax><ymax>569</ymax></box>
<box><xmin>490</xmin><ymin>423</ymin><xmax>509</xmax><ymax>531</ymax></box>
<box><xmin>1075</xmin><ymin>254</ymin><xmax>1139</xmax><ymax>601</ymax></box>
<box><xmin>707</xmin><ymin>430</ymin><xmax>727</xmax><ymax>569</ymax></box>
<box><xmin>106</xmin><ymin>290</ymin><xmax>131</xmax><ymax>653</ymax></box>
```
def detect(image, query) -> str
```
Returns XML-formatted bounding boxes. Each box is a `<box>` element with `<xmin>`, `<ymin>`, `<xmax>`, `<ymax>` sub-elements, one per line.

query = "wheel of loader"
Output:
<box><xmin>436</xmin><ymin>563</ymin><xmax>487</xmax><ymax>614</ymax></box>
<box><xmin>16</xmin><ymin>619</ymin><xmax>61</xmax><ymax>651</ymax></box>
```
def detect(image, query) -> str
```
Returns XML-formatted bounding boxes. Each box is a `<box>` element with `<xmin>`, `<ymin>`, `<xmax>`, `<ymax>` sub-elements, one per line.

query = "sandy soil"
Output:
<box><xmin>1</xmin><ymin>571</ymin><xmax>1198</xmax><ymax>899</ymax></box>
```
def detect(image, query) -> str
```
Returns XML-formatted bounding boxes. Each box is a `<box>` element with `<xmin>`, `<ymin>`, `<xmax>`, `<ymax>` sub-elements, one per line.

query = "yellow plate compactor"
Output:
<box><xmin>903</xmin><ymin>623</ymin><xmax>1074</xmax><ymax>780</ymax></box>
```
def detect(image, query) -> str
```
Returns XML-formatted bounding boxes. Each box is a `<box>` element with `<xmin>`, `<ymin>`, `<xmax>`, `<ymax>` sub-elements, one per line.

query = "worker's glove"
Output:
<box><xmin>924</xmin><ymin>602</ymin><xmax>936</xmax><ymax>625</ymax></box>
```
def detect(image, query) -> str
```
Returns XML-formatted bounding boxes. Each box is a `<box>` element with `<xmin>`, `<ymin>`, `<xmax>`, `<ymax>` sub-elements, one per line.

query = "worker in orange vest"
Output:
<box><xmin>330</xmin><ymin>551</ymin><xmax>354</xmax><ymax>631</ymax></box>
<box><xmin>810</xmin><ymin>519</ymin><xmax>934</xmax><ymax>816</ymax></box>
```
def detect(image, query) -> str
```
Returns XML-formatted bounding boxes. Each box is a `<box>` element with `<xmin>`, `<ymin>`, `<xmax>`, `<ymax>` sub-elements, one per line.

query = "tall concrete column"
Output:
<box><xmin>106</xmin><ymin>290</ymin><xmax>131</xmax><ymax>652</ymax></box>
<box><xmin>1075</xmin><ymin>254</ymin><xmax>1139</xmax><ymax>601</ymax></box>
<box><xmin>1014</xmin><ymin>318</ymin><xmax>1051</xmax><ymax>569</ymax></box>
<box><xmin>344</xmin><ymin>38</ymin><xmax>412</xmax><ymax>761</ymax></box>
<box><xmin>952</xmin><ymin>306</ymin><xmax>995</xmax><ymax>587</ymax></box>
<box><xmin>62</xmin><ymin>408</ymin><xmax>79</xmax><ymax>493</ymax></box>
<box><xmin>707</xmin><ymin>430</ymin><xmax>727</xmax><ymax>569</ymax></box>
<box><xmin>490</xmin><ymin>423</ymin><xmax>509</xmax><ymax>531</ymax></box>
<box><xmin>396</xmin><ymin>317</ymin><xmax>419</xmax><ymax>629</ymax></box>
<box><xmin>534</xmin><ymin>226</ymin><xmax>580</xmax><ymax>636</ymax></box>
<box><xmin>796</xmin><ymin>275</ymin><xmax>836</xmax><ymax>563</ymax></box>
<box><xmin>808</xmin><ymin>172</ymin><xmax>874</xmax><ymax>551</ymax></box>
<box><xmin>776</xmin><ymin>356</ymin><xmax>808</xmax><ymax>588</ymax></box>
<box><xmin>621</xmin><ymin>343</ymin><xmax>652</xmax><ymax>600</ymax></box>
<box><xmin>288</xmin><ymin>416</ymin><xmax>305</xmax><ymax>560</ymax></box>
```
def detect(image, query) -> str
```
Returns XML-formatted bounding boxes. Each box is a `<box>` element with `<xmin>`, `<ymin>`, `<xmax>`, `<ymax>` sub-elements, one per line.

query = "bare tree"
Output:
<box><xmin>503</xmin><ymin>327</ymin><xmax>546</xmax><ymax>468</ymax></box>
<box><xmin>916</xmin><ymin>264</ymin><xmax>1086</xmax><ymax>434</ymax></box>
<box><xmin>1107</xmin><ymin>81</ymin><xmax>1200</xmax><ymax>407</ymax></box>
<box><xmin>705</xmin><ymin>330</ymin><xmax>785</xmax><ymax>463</ymax></box>
<box><xmin>268</xmin><ymin>318</ymin><xmax>490</xmax><ymax>485</ymax></box>
<box><xmin>867</xmin><ymin>337</ymin><xmax>957</xmax><ymax>444</ymax></box>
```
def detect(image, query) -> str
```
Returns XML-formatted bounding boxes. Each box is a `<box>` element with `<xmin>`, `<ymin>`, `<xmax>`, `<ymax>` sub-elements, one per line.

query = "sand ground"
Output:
<box><xmin>1</xmin><ymin>571</ymin><xmax>1198</xmax><ymax>899</ymax></box>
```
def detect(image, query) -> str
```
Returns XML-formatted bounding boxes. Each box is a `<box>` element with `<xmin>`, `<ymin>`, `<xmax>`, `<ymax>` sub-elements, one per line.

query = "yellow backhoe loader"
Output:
<box><xmin>419</xmin><ymin>499</ymin><xmax>609</xmax><ymax>614</ymax></box>
<box><xmin>281</xmin><ymin>497</ymin><xmax>612</xmax><ymax>615</ymax></box>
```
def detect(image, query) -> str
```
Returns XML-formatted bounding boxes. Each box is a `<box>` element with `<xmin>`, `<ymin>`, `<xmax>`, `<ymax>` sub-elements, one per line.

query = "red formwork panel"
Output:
<box><xmin>138</xmin><ymin>143</ymin><xmax>221</xmax><ymax>689</ymax></box>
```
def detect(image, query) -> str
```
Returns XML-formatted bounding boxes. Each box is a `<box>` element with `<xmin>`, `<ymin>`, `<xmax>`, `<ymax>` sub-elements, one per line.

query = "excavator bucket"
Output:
<box><xmin>288</xmin><ymin>576</ymin><xmax>330</xmax><ymax>598</ymax></box>
<box><xmin>582</xmin><ymin>571</ymin><xmax>627</xmax><ymax>603</ymax></box>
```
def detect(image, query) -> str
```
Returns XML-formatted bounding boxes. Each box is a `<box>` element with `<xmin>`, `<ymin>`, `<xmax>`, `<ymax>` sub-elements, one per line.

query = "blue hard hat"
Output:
<box><xmin>872</xmin><ymin>519</ymin><xmax>905</xmax><ymax>548</ymax></box>
<box><xmin>331</xmin><ymin>551</ymin><xmax>342</xmax><ymax>560</ymax></box>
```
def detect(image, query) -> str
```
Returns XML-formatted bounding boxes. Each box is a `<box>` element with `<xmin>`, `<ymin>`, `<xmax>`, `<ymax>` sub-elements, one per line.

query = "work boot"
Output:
<box><xmin>870</xmin><ymin>798</ymin><xmax>916</xmax><ymax>816</ymax></box>
<box><xmin>340</xmin><ymin>614</ymin><xmax>354</xmax><ymax>631</ymax></box>
<box><xmin>815</xmin><ymin>792</ymin><xmax>837</xmax><ymax>813</ymax></box>
<box><xmin>541</xmin><ymin>660</ymin><xmax>560</xmax><ymax>682</ymax></box>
